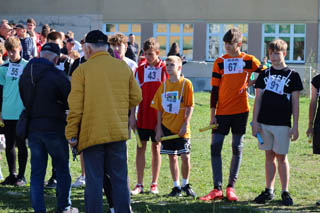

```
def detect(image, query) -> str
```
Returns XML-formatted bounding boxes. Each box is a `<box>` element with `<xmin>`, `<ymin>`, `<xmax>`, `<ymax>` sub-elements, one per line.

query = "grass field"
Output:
<box><xmin>0</xmin><ymin>92</ymin><xmax>319</xmax><ymax>212</ymax></box>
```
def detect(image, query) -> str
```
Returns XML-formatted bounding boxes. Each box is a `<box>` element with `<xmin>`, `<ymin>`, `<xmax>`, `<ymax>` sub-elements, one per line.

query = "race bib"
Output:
<box><xmin>265</xmin><ymin>76</ymin><xmax>286</xmax><ymax>95</ymax></box>
<box><xmin>224</xmin><ymin>58</ymin><xmax>244</xmax><ymax>74</ymax></box>
<box><xmin>162</xmin><ymin>91</ymin><xmax>180</xmax><ymax>114</ymax></box>
<box><xmin>7</xmin><ymin>63</ymin><xmax>24</xmax><ymax>79</ymax></box>
<box><xmin>144</xmin><ymin>66</ymin><xmax>162</xmax><ymax>83</ymax></box>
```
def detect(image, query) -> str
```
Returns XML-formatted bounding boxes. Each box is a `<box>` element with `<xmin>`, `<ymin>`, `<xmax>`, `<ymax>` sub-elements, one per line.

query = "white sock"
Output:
<box><xmin>182</xmin><ymin>178</ymin><xmax>189</xmax><ymax>187</ymax></box>
<box><xmin>173</xmin><ymin>180</ymin><xmax>180</xmax><ymax>188</ymax></box>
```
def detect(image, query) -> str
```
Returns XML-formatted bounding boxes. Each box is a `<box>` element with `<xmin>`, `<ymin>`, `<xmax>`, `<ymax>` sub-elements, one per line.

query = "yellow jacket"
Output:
<box><xmin>65</xmin><ymin>51</ymin><xmax>142</xmax><ymax>152</ymax></box>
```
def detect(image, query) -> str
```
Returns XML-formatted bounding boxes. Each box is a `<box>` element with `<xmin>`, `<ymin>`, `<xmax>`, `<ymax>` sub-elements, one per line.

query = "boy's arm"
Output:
<box><xmin>129</xmin><ymin>107</ymin><xmax>137</xmax><ymax>131</ymax></box>
<box><xmin>251</xmin><ymin>88</ymin><xmax>264</xmax><ymax>137</ymax></box>
<box><xmin>210</xmin><ymin>86</ymin><xmax>218</xmax><ymax>125</ymax></box>
<box><xmin>307</xmin><ymin>85</ymin><xmax>318</xmax><ymax>137</ymax></box>
<box><xmin>155</xmin><ymin>110</ymin><xmax>163</xmax><ymax>142</ymax></box>
<box><xmin>179</xmin><ymin>106</ymin><xmax>194</xmax><ymax>137</ymax></box>
<box><xmin>290</xmin><ymin>91</ymin><xmax>300</xmax><ymax>141</ymax></box>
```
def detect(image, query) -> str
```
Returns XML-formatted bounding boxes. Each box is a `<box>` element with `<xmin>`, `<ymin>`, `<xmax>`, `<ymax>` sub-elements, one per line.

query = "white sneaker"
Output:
<box><xmin>72</xmin><ymin>175</ymin><xmax>85</xmax><ymax>188</ymax></box>
<box><xmin>0</xmin><ymin>166</ymin><xmax>3</xmax><ymax>181</ymax></box>
<box><xmin>131</xmin><ymin>184</ymin><xmax>144</xmax><ymax>195</ymax></box>
<box><xmin>110</xmin><ymin>207</ymin><xmax>115</xmax><ymax>213</ymax></box>
<box><xmin>62</xmin><ymin>207</ymin><xmax>79</xmax><ymax>213</ymax></box>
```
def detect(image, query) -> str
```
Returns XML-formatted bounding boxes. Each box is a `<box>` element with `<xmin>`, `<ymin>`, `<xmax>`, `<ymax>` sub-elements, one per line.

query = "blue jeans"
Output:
<box><xmin>28</xmin><ymin>131</ymin><xmax>72</xmax><ymax>213</ymax></box>
<box><xmin>83</xmin><ymin>141</ymin><xmax>131</xmax><ymax>213</ymax></box>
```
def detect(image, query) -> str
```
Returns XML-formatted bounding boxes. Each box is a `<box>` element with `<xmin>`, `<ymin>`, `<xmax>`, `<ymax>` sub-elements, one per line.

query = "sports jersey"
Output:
<box><xmin>311</xmin><ymin>74</ymin><xmax>320</xmax><ymax>124</ymax></box>
<box><xmin>211</xmin><ymin>52</ymin><xmax>265</xmax><ymax>115</ymax></box>
<box><xmin>151</xmin><ymin>77</ymin><xmax>194</xmax><ymax>138</ymax></box>
<box><xmin>255</xmin><ymin>67</ymin><xmax>303</xmax><ymax>127</ymax></box>
<box><xmin>135</xmin><ymin>60</ymin><xmax>168</xmax><ymax>130</ymax></box>
<box><xmin>0</xmin><ymin>58</ymin><xmax>28</xmax><ymax>120</ymax></box>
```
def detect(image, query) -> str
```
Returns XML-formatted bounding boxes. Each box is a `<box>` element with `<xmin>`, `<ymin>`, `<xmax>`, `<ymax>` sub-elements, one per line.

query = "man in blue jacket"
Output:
<box><xmin>19</xmin><ymin>43</ymin><xmax>78</xmax><ymax>213</ymax></box>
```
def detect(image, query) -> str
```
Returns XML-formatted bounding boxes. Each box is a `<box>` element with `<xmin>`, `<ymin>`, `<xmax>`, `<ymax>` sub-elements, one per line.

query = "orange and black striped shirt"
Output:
<box><xmin>211</xmin><ymin>52</ymin><xmax>266</xmax><ymax>115</ymax></box>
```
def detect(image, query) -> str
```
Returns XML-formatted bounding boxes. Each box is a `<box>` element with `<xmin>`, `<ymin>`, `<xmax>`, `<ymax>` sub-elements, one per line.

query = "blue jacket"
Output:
<box><xmin>19</xmin><ymin>58</ymin><xmax>71</xmax><ymax>132</ymax></box>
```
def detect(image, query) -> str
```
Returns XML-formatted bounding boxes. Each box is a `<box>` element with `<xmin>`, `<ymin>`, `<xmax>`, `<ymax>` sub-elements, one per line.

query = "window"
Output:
<box><xmin>153</xmin><ymin>24</ymin><xmax>194</xmax><ymax>59</ymax></box>
<box><xmin>206</xmin><ymin>24</ymin><xmax>248</xmax><ymax>61</ymax></box>
<box><xmin>262</xmin><ymin>24</ymin><xmax>305</xmax><ymax>63</ymax></box>
<box><xmin>102</xmin><ymin>24</ymin><xmax>141</xmax><ymax>49</ymax></box>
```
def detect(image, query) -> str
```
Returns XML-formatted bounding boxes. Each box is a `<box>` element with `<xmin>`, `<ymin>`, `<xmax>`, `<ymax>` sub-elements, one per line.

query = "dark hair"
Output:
<box><xmin>268</xmin><ymin>39</ymin><xmax>288</xmax><ymax>52</ymax></box>
<box><xmin>223</xmin><ymin>28</ymin><xmax>243</xmax><ymax>44</ymax></box>
<box><xmin>27</xmin><ymin>18</ymin><xmax>36</xmax><ymax>26</ymax></box>
<box><xmin>167</xmin><ymin>42</ymin><xmax>180</xmax><ymax>56</ymax></box>
<box><xmin>47</xmin><ymin>31</ymin><xmax>62</xmax><ymax>41</ymax></box>
<box><xmin>143</xmin><ymin>37</ymin><xmax>160</xmax><ymax>51</ymax></box>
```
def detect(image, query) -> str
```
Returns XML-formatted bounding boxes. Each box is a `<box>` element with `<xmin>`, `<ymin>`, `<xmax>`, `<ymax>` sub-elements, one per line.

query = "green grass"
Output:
<box><xmin>0</xmin><ymin>92</ymin><xmax>320</xmax><ymax>212</ymax></box>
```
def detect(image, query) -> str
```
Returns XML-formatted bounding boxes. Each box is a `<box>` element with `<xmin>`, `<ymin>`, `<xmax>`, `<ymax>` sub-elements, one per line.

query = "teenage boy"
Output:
<box><xmin>152</xmin><ymin>56</ymin><xmax>196</xmax><ymax>197</ymax></box>
<box><xmin>0</xmin><ymin>36</ymin><xmax>28</xmax><ymax>186</ymax></box>
<box><xmin>200</xmin><ymin>28</ymin><xmax>266</xmax><ymax>202</ymax></box>
<box><xmin>130</xmin><ymin>37</ymin><xmax>168</xmax><ymax>195</ymax></box>
<box><xmin>252</xmin><ymin>39</ymin><xmax>303</xmax><ymax>206</ymax></box>
<box><xmin>307</xmin><ymin>73</ymin><xmax>320</xmax><ymax>206</ymax></box>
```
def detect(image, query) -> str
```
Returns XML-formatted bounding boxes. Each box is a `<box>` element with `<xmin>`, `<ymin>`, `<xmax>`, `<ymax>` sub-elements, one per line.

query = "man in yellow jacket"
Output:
<box><xmin>65</xmin><ymin>30</ymin><xmax>142</xmax><ymax>213</ymax></box>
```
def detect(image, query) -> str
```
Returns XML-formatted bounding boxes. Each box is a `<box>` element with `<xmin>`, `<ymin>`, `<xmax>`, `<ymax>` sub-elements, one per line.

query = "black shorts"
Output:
<box><xmin>160</xmin><ymin>125</ymin><xmax>191</xmax><ymax>155</ymax></box>
<box><xmin>137</xmin><ymin>128</ymin><xmax>156</xmax><ymax>142</ymax></box>
<box><xmin>212</xmin><ymin>112</ymin><xmax>249</xmax><ymax>135</ymax></box>
<box><xmin>313</xmin><ymin>124</ymin><xmax>320</xmax><ymax>154</ymax></box>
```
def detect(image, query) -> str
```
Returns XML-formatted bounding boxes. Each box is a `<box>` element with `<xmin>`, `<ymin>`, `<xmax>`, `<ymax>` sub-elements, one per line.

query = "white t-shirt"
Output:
<box><xmin>123</xmin><ymin>57</ymin><xmax>137</xmax><ymax>73</ymax></box>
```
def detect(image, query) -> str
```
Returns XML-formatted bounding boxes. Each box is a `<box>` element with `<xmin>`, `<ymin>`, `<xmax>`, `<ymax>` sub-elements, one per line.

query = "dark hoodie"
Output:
<box><xmin>19</xmin><ymin>57</ymin><xmax>71</xmax><ymax>132</ymax></box>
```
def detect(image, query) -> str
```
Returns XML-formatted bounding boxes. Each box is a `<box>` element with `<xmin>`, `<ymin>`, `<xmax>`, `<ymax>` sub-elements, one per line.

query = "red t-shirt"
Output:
<box><xmin>135</xmin><ymin>60</ymin><xmax>168</xmax><ymax>130</ymax></box>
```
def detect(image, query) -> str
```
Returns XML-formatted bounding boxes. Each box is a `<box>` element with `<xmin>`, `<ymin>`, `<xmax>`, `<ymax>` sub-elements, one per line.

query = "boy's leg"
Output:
<box><xmin>265</xmin><ymin>150</ymin><xmax>276</xmax><ymax>190</ymax></box>
<box><xmin>180</xmin><ymin>153</ymin><xmax>190</xmax><ymax>180</ymax></box>
<box><xmin>3</xmin><ymin>120</ymin><xmax>17</xmax><ymax>177</ymax></box>
<box><xmin>135</xmin><ymin>140</ymin><xmax>147</xmax><ymax>185</ymax></box>
<box><xmin>228</xmin><ymin>134</ymin><xmax>244</xmax><ymax>187</ymax></box>
<box><xmin>151</xmin><ymin>141</ymin><xmax>161</xmax><ymax>184</ymax></box>
<box><xmin>276</xmin><ymin>154</ymin><xmax>289</xmax><ymax>192</ymax></box>
<box><xmin>169</xmin><ymin>154</ymin><xmax>179</xmax><ymax>183</ymax></box>
<box><xmin>211</xmin><ymin>133</ymin><xmax>225</xmax><ymax>189</ymax></box>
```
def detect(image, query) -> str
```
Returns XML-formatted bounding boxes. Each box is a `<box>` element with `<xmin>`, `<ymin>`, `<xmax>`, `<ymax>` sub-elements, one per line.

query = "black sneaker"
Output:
<box><xmin>254</xmin><ymin>189</ymin><xmax>274</xmax><ymax>204</ymax></box>
<box><xmin>45</xmin><ymin>177</ymin><xmax>57</xmax><ymax>189</ymax></box>
<box><xmin>316</xmin><ymin>200</ymin><xmax>320</xmax><ymax>206</ymax></box>
<box><xmin>181</xmin><ymin>184</ymin><xmax>196</xmax><ymax>197</ymax></box>
<box><xmin>1</xmin><ymin>175</ymin><xmax>17</xmax><ymax>186</ymax></box>
<box><xmin>15</xmin><ymin>177</ymin><xmax>27</xmax><ymax>186</ymax></box>
<box><xmin>168</xmin><ymin>187</ymin><xmax>182</xmax><ymax>197</ymax></box>
<box><xmin>281</xmin><ymin>191</ymin><xmax>293</xmax><ymax>206</ymax></box>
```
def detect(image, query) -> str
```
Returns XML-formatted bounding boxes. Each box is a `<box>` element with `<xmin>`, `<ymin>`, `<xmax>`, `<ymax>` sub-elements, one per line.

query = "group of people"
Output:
<box><xmin>0</xmin><ymin>17</ymin><xmax>319</xmax><ymax>213</ymax></box>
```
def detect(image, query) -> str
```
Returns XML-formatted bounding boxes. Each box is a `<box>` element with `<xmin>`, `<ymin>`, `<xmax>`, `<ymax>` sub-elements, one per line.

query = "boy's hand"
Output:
<box><xmin>289</xmin><ymin>127</ymin><xmax>299</xmax><ymax>141</ymax></box>
<box><xmin>129</xmin><ymin>114</ymin><xmax>137</xmax><ymax>131</ymax></box>
<box><xmin>210</xmin><ymin>115</ymin><xmax>217</xmax><ymax>125</ymax></box>
<box><xmin>179</xmin><ymin>122</ymin><xmax>188</xmax><ymax>137</ymax></box>
<box><xmin>155</xmin><ymin>125</ymin><xmax>163</xmax><ymax>142</ymax></box>
<box><xmin>306</xmin><ymin>124</ymin><xmax>313</xmax><ymax>137</ymax></box>
<box><xmin>251</xmin><ymin>121</ymin><xmax>261</xmax><ymax>137</ymax></box>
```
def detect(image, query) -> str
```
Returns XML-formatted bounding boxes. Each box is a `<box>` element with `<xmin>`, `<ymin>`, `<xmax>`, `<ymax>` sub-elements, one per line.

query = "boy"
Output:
<box><xmin>200</xmin><ymin>28</ymin><xmax>266</xmax><ymax>202</ymax></box>
<box><xmin>152</xmin><ymin>56</ymin><xmax>195</xmax><ymax>197</ymax></box>
<box><xmin>130</xmin><ymin>37</ymin><xmax>168</xmax><ymax>195</ymax></box>
<box><xmin>307</xmin><ymin>72</ymin><xmax>320</xmax><ymax>206</ymax></box>
<box><xmin>0</xmin><ymin>36</ymin><xmax>28</xmax><ymax>186</ymax></box>
<box><xmin>252</xmin><ymin>39</ymin><xmax>303</xmax><ymax>206</ymax></box>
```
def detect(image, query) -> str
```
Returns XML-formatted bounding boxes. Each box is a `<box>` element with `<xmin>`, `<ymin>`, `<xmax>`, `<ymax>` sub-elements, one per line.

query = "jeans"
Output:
<box><xmin>83</xmin><ymin>141</ymin><xmax>131</xmax><ymax>213</ymax></box>
<box><xmin>28</xmin><ymin>131</ymin><xmax>72</xmax><ymax>213</ymax></box>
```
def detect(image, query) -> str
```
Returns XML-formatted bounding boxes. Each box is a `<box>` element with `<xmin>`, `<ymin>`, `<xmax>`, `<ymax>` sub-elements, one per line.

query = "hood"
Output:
<box><xmin>23</xmin><ymin>58</ymin><xmax>56</xmax><ymax>83</ymax></box>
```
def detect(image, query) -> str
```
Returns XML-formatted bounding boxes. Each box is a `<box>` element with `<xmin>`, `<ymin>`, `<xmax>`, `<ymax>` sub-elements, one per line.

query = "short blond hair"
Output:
<box><xmin>268</xmin><ymin>39</ymin><xmax>287</xmax><ymax>52</ymax></box>
<box><xmin>165</xmin><ymin>55</ymin><xmax>182</xmax><ymax>67</ymax></box>
<box><xmin>69</xmin><ymin>50</ymin><xmax>80</xmax><ymax>60</ymax></box>
<box><xmin>108</xmin><ymin>33</ymin><xmax>128</xmax><ymax>46</ymax></box>
<box><xmin>4</xmin><ymin>36</ymin><xmax>21</xmax><ymax>51</ymax></box>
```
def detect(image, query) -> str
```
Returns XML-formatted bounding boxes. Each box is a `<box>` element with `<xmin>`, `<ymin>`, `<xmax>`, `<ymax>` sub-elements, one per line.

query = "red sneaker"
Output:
<box><xmin>226</xmin><ymin>187</ymin><xmax>238</xmax><ymax>201</ymax></box>
<box><xmin>131</xmin><ymin>184</ymin><xmax>144</xmax><ymax>195</ymax></box>
<box><xmin>150</xmin><ymin>183</ymin><xmax>159</xmax><ymax>194</ymax></box>
<box><xmin>199</xmin><ymin>189</ymin><xmax>223</xmax><ymax>201</ymax></box>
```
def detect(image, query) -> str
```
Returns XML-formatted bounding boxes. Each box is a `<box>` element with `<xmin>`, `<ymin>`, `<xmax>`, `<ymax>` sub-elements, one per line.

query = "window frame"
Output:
<box><xmin>102</xmin><ymin>23</ymin><xmax>141</xmax><ymax>46</ymax></box>
<box><xmin>153</xmin><ymin>23</ymin><xmax>194</xmax><ymax>60</ymax></box>
<box><xmin>206</xmin><ymin>24</ymin><xmax>248</xmax><ymax>62</ymax></box>
<box><xmin>261</xmin><ymin>24</ymin><xmax>306</xmax><ymax>64</ymax></box>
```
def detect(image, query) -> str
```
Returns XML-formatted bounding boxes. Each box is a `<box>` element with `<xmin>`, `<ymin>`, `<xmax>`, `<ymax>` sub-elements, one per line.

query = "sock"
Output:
<box><xmin>282</xmin><ymin>190</ymin><xmax>289</xmax><ymax>194</ymax></box>
<box><xmin>227</xmin><ymin>184</ymin><xmax>233</xmax><ymax>188</ymax></box>
<box><xmin>265</xmin><ymin>188</ymin><xmax>274</xmax><ymax>194</ymax></box>
<box><xmin>173</xmin><ymin>180</ymin><xmax>180</xmax><ymax>188</ymax></box>
<box><xmin>182</xmin><ymin>178</ymin><xmax>189</xmax><ymax>187</ymax></box>
<box><xmin>214</xmin><ymin>186</ymin><xmax>222</xmax><ymax>191</ymax></box>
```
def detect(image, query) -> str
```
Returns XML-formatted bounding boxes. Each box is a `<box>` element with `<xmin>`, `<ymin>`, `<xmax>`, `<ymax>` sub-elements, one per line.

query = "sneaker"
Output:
<box><xmin>150</xmin><ymin>183</ymin><xmax>159</xmax><ymax>194</ymax></box>
<box><xmin>1</xmin><ymin>174</ymin><xmax>17</xmax><ymax>186</ymax></box>
<box><xmin>226</xmin><ymin>187</ymin><xmax>238</xmax><ymax>201</ymax></box>
<box><xmin>316</xmin><ymin>200</ymin><xmax>320</xmax><ymax>206</ymax></box>
<box><xmin>181</xmin><ymin>184</ymin><xmax>196</xmax><ymax>197</ymax></box>
<box><xmin>168</xmin><ymin>187</ymin><xmax>182</xmax><ymax>197</ymax></box>
<box><xmin>72</xmin><ymin>175</ymin><xmax>85</xmax><ymax>188</ymax></box>
<box><xmin>131</xmin><ymin>184</ymin><xmax>144</xmax><ymax>195</ymax></box>
<box><xmin>254</xmin><ymin>189</ymin><xmax>274</xmax><ymax>204</ymax></box>
<box><xmin>281</xmin><ymin>191</ymin><xmax>293</xmax><ymax>206</ymax></box>
<box><xmin>15</xmin><ymin>177</ymin><xmax>27</xmax><ymax>187</ymax></box>
<box><xmin>199</xmin><ymin>189</ymin><xmax>223</xmax><ymax>201</ymax></box>
<box><xmin>62</xmin><ymin>207</ymin><xmax>79</xmax><ymax>213</ymax></box>
<box><xmin>45</xmin><ymin>177</ymin><xmax>57</xmax><ymax>189</ymax></box>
